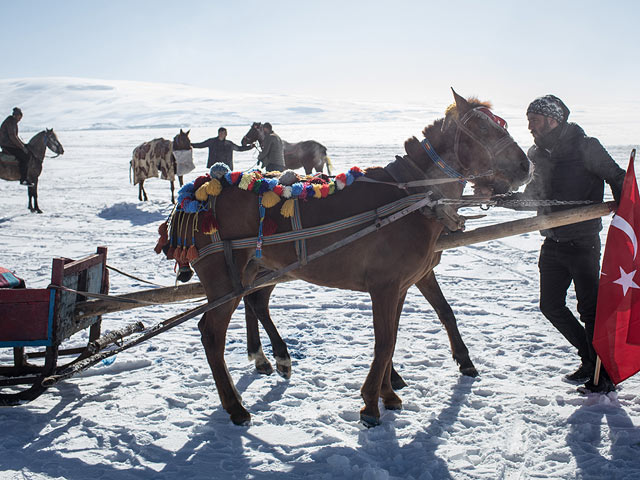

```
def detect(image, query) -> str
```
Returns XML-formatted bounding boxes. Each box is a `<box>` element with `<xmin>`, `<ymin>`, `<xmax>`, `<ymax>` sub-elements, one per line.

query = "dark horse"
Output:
<box><xmin>0</xmin><ymin>129</ymin><xmax>65</xmax><ymax>213</ymax></box>
<box><xmin>131</xmin><ymin>130</ymin><xmax>193</xmax><ymax>204</ymax></box>
<box><xmin>242</xmin><ymin>122</ymin><xmax>332</xmax><ymax>175</ymax></box>
<box><xmin>185</xmin><ymin>91</ymin><xmax>532</xmax><ymax>427</ymax></box>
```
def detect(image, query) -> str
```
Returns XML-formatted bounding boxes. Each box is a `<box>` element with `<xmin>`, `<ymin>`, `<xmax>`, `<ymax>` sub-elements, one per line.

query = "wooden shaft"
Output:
<box><xmin>74</xmin><ymin>282</ymin><xmax>206</xmax><ymax>319</ymax></box>
<box><xmin>435</xmin><ymin>201</ymin><xmax>615</xmax><ymax>252</ymax></box>
<box><xmin>594</xmin><ymin>356</ymin><xmax>602</xmax><ymax>386</ymax></box>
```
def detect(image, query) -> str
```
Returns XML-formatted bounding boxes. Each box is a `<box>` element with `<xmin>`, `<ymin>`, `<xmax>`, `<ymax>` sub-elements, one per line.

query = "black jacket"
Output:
<box><xmin>191</xmin><ymin>137</ymin><xmax>253</xmax><ymax>169</ymax></box>
<box><xmin>515</xmin><ymin>122</ymin><xmax>625</xmax><ymax>241</ymax></box>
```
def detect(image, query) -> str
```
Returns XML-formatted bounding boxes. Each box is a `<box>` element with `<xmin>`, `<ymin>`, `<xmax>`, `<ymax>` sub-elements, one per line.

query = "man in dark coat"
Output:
<box><xmin>257</xmin><ymin>122</ymin><xmax>285</xmax><ymax>172</ymax></box>
<box><xmin>504</xmin><ymin>95</ymin><xmax>625</xmax><ymax>393</ymax></box>
<box><xmin>0</xmin><ymin>107</ymin><xmax>32</xmax><ymax>185</ymax></box>
<box><xmin>191</xmin><ymin>127</ymin><xmax>253</xmax><ymax>170</ymax></box>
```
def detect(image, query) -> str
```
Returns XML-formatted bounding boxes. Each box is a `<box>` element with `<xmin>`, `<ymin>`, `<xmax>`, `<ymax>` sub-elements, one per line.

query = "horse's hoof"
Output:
<box><xmin>460</xmin><ymin>366</ymin><xmax>479</xmax><ymax>377</ymax></box>
<box><xmin>391</xmin><ymin>376</ymin><xmax>407</xmax><ymax>391</ymax></box>
<box><xmin>255</xmin><ymin>361</ymin><xmax>274</xmax><ymax>376</ymax></box>
<box><xmin>360</xmin><ymin>413</ymin><xmax>381</xmax><ymax>428</ymax></box>
<box><xmin>230</xmin><ymin>410</ymin><xmax>251</xmax><ymax>426</ymax></box>
<box><xmin>383</xmin><ymin>401</ymin><xmax>403</xmax><ymax>411</ymax></box>
<box><xmin>276</xmin><ymin>363</ymin><xmax>291</xmax><ymax>379</ymax></box>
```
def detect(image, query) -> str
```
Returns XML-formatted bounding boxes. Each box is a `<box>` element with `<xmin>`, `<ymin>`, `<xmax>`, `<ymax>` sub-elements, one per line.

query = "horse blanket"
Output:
<box><xmin>0</xmin><ymin>152</ymin><xmax>20</xmax><ymax>181</ymax></box>
<box><xmin>132</xmin><ymin>138</ymin><xmax>197</xmax><ymax>185</ymax></box>
<box><xmin>173</xmin><ymin>149</ymin><xmax>195</xmax><ymax>176</ymax></box>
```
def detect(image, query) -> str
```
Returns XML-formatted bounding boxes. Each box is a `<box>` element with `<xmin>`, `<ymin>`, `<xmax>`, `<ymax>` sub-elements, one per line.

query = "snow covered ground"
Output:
<box><xmin>1</xmin><ymin>78</ymin><xmax>640</xmax><ymax>479</ymax></box>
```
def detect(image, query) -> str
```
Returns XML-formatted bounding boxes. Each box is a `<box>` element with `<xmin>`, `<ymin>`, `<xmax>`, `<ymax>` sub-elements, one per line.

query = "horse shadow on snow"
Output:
<box><xmin>98</xmin><ymin>201</ymin><xmax>167</xmax><ymax>226</ymax></box>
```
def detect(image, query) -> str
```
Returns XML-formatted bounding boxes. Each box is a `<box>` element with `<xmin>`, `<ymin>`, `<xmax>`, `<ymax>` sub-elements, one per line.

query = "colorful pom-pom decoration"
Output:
<box><xmin>195</xmin><ymin>184</ymin><xmax>209</xmax><ymax>202</ymax></box>
<box><xmin>262</xmin><ymin>191</ymin><xmax>281</xmax><ymax>208</ymax></box>
<box><xmin>206</xmin><ymin>178</ymin><xmax>222</xmax><ymax>196</ymax></box>
<box><xmin>210</xmin><ymin>162</ymin><xmax>231</xmax><ymax>179</ymax></box>
<box><xmin>280</xmin><ymin>199</ymin><xmax>295</xmax><ymax>218</ymax></box>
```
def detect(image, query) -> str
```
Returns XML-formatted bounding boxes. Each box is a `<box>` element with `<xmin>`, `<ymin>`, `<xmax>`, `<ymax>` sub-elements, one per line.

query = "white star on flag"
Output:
<box><xmin>613</xmin><ymin>266</ymin><xmax>640</xmax><ymax>296</ymax></box>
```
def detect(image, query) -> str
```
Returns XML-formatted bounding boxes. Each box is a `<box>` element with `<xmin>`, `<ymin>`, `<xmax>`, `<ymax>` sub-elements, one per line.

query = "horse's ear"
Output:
<box><xmin>186</xmin><ymin>129</ymin><xmax>190</xmax><ymax>135</ymax></box>
<box><xmin>180</xmin><ymin>128</ymin><xmax>184</xmax><ymax>134</ymax></box>
<box><xmin>404</xmin><ymin>136</ymin><xmax>423</xmax><ymax>159</ymax></box>
<box><xmin>451</xmin><ymin>88</ymin><xmax>471</xmax><ymax>114</ymax></box>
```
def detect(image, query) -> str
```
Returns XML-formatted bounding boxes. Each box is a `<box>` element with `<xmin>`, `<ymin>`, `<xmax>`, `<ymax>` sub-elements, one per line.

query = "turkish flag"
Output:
<box><xmin>593</xmin><ymin>149</ymin><xmax>640</xmax><ymax>384</ymax></box>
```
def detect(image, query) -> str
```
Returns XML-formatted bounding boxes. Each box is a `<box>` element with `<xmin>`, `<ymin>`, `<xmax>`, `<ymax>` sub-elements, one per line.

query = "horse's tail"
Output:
<box><xmin>325</xmin><ymin>155</ymin><xmax>333</xmax><ymax>176</ymax></box>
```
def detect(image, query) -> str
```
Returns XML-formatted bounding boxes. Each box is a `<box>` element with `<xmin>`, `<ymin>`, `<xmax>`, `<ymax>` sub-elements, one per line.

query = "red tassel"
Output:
<box><xmin>158</xmin><ymin>221</ymin><xmax>168</xmax><ymax>239</ymax></box>
<box><xmin>186</xmin><ymin>244</ymin><xmax>199</xmax><ymax>262</ymax></box>
<box><xmin>166</xmin><ymin>246</ymin><xmax>176</xmax><ymax>260</ymax></box>
<box><xmin>193</xmin><ymin>174</ymin><xmax>211</xmax><ymax>191</ymax></box>
<box><xmin>154</xmin><ymin>237</ymin><xmax>168</xmax><ymax>254</ymax></box>
<box><xmin>262</xmin><ymin>217</ymin><xmax>277</xmax><ymax>236</ymax></box>
<box><xmin>200</xmin><ymin>210</ymin><xmax>219</xmax><ymax>234</ymax></box>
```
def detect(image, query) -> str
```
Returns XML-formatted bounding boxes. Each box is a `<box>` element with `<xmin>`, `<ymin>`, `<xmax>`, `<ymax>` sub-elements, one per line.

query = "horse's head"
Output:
<box><xmin>241</xmin><ymin>122</ymin><xmax>263</xmax><ymax>146</ymax></box>
<box><xmin>447</xmin><ymin>90</ymin><xmax>531</xmax><ymax>195</ymax></box>
<box><xmin>407</xmin><ymin>90</ymin><xmax>532</xmax><ymax>196</ymax></box>
<box><xmin>173</xmin><ymin>129</ymin><xmax>191</xmax><ymax>150</ymax></box>
<box><xmin>44</xmin><ymin>129</ymin><xmax>64</xmax><ymax>157</ymax></box>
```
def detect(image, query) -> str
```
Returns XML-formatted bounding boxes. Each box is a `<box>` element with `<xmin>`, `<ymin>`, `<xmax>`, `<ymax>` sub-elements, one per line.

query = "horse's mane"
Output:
<box><xmin>404</xmin><ymin>97</ymin><xmax>493</xmax><ymax>159</ymax></box>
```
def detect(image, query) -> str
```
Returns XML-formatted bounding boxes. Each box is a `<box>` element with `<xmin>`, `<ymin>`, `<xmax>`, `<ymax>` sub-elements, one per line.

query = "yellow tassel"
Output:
<box><xmin>313</xmin><ymin>184</ymin><xmax>322</xmax><ymax>199</ymax></box>
<box><xmin>280</xmin><ymin>199</ymin><xmax>295</xmax><ymax>218</ymax></box>
<box><xmin>206</xmin><ymin>179</ymin><xmax>222</xmax><ymax>196</ymax></box>
<box><xmin>195</xmin><ymin>183</ymin><xmax>209</xmax><ymax>201</ymax></box>
<box><xmin>262</xmin><ymin>191</ymin><xmax>281</xmax><ymax>208</ymax></box>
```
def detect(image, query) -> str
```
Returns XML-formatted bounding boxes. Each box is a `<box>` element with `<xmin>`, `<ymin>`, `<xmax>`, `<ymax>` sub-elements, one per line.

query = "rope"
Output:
<box><xmin>106</xmin><ymin>265</ymin><xmax>168</xmax><ymax>287</ymax></box>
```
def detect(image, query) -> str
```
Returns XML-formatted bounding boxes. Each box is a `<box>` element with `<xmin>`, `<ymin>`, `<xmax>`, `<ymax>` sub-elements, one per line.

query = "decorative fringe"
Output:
<box><xmin>280</xmin><ymin>198</ymin><xmax>295</xmax><ymax>218</ymax></box>
<box><xmin>262</xmin><ymin>190</ymin><xmax>281</xmax><ymax>208</ymax></box>
<box><xmin>186</xmin><ymin>244</ymin><xmax>199</xmax><ymax>262</ymax></box>
<box><xmin>200</xmin><ymin>209</ymin><xmax>218</xmax><ymax>234</ymax></box>
<box><xmin>166</xmin><ymin>246</ymin><xmax>176</xmax><ymax>260</ymax></box>
<box><xmin>154</xmin><ymin>220</ymin><xmax>169</xmax><ymax>254</ymax></box>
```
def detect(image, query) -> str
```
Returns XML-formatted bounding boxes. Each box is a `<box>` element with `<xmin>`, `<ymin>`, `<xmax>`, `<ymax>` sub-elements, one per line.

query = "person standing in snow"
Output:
<box><xmin>0</xmin><ymin>107</ymin><xmax>32</xmax><ymax>186</ymax></box>
<box><xmin>191</xmin><ymin>127</ymin><xmax>253</xmax><ymax>170</ymax></box>
<box><xmin>257</xmin><ymin>122</ymin><xmax>285</xmax><ymax>172</ymax></box>
<box><xmin>499</xmin><ymin>95</ymin><xmax>625</xmax><ymax>393</ymax></box>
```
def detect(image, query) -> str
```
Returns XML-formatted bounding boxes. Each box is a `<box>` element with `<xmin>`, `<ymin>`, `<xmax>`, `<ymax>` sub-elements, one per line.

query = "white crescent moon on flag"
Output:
<box><xmin>611</xmin><ymin>214</ymin><xmax>637</xmax><ymax>260</ymax></box>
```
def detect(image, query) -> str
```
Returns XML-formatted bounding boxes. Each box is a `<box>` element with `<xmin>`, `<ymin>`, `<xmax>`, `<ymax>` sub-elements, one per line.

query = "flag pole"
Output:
<box><xmin>593</xmin><ymin>356</ymin><xmax>602</xmax><ymax>386</ymax></box>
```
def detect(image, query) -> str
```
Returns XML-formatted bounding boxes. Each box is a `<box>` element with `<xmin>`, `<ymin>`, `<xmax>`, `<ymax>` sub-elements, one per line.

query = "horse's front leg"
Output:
<box><xmin>199</xmin><ymin>301</ymin><xmax>251</xmax><ymax>425</ymax></box>
<box><xmin>178</xmin><ymin>175</ymin><xmax>184</xmax><ymax>187</ymax></box>
<box><xmin>379</xmin><ymin>291</ymin><xmax>406</xmax><ymax>409</ymax></box>
<box><xmin>244</xmin><ymin>285</ymin><xmax>291</xmax><ymax>378</ymax></box>
<box><xmin>28</xmin><ymin>183</ymin><xmax>42</xmax><ymax>214</ymax></box>
<box><xmin>243</xmin><ymin>291</ymin><xmax>273</xmax><ymax>376</ymax></box>
<box><xmin>416</xmin><ymin>270</ymin><xmax>478</xmax><ymax>377</ymax></box>
<box><xmin>360</xmin><ymin>287</ymin><xmax>404</xmax><ymax>427</ymax></box>
<box><xmin>170</xmin><ymin>180</ymin><xmax>176</xmax><ymax>204</ymax></box>
<box><xmin>139</xmin><ymin>181</ymin><xmax>148</xmax><ymax>202</ymax></box>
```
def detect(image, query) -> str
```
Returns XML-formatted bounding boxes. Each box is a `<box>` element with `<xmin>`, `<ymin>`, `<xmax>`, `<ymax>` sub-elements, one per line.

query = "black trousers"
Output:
<box><xmin>538</xmin><ymin>235</ymin><xmax>601</xmax><ymax>367</ymax></box>
<box><xmin>2</xmin><ymin>145</ymin><xmax>30</xmax><ymax>181</ymax></box>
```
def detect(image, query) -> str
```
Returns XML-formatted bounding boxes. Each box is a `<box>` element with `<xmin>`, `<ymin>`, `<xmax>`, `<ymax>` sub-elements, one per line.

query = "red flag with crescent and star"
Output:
<box><xmin>593</xmin><ymin>149</ymin><xmax>640</xmax><ymax>384</ymax></box>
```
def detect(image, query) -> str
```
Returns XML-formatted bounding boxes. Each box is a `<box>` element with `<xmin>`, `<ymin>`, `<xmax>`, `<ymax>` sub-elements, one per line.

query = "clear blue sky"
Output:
<box><xmin>2</xmin><ymin>1</ymin><xmax>638</xmax><ymax>107</ymax></box>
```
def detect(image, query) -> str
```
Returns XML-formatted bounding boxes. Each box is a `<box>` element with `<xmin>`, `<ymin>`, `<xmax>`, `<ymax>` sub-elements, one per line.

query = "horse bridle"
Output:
<box><xmin>453</xmin><ymin>107</ymin><xmax>517</xmax><ymax>167</ymax></box>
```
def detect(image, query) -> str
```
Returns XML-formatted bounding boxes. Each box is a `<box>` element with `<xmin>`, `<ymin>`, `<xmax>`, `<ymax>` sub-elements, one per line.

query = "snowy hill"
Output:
<box><xmin>0</xmin><ymin>77</ymin><xmax>443</xmax><ymax>132</ymax></box>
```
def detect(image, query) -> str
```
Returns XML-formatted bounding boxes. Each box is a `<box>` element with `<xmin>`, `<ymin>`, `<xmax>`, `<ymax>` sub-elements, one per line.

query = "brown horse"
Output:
<box><xmin>184</xmin><ymin>91</ymin><xmax>532</xmax><ymax>427</ymax></box>
<box><xmin>131</xmin><ymin>129</ymin><xmax>193</xmax><ymax>204</ymax></box>
<box><xmin>242</xmin><ymin>122</ymin><xmax>332</xmax><ymax>175</ymax></box>
<box><xmin>0</xmin><ymin>129</ymin><xmax>65</xmax><ymax>213</ymax></box>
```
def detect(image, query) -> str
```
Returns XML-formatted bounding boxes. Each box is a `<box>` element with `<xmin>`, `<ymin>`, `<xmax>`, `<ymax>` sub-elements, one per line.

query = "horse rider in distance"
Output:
<box><xmin>0</xmin><ymin>108</ymin><xmax>33</xmax><ymax>186</ymax></box>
